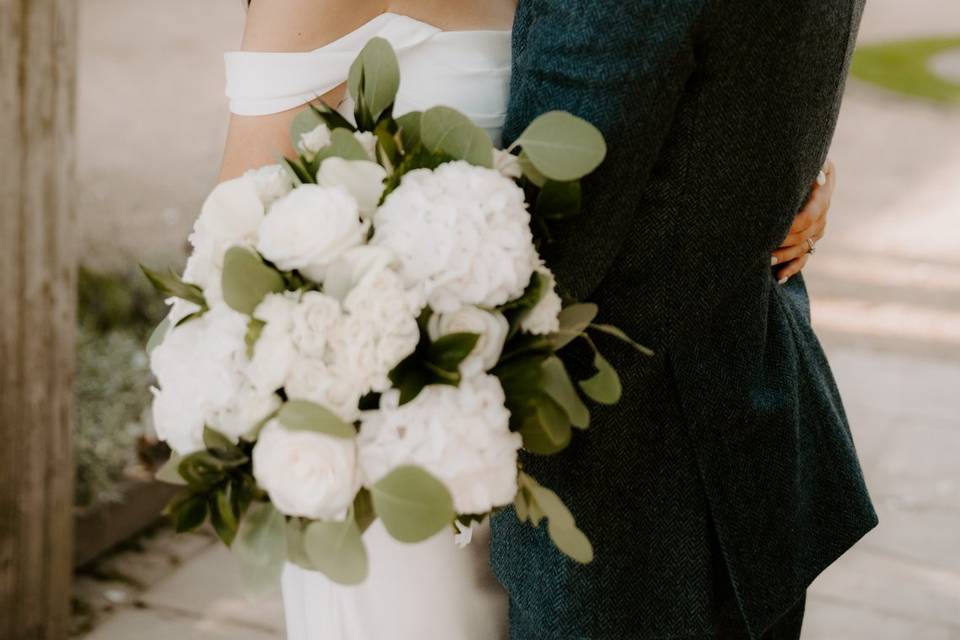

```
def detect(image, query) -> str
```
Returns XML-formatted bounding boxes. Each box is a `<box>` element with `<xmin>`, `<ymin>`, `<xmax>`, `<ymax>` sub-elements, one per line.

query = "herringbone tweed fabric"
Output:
<box><xmin>489</xmin><ymin>1</ymin><xmax>878</xmax><ymax>638</ymax></box>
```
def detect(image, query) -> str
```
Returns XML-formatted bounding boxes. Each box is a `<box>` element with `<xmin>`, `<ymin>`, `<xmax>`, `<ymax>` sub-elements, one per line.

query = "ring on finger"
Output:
<box><xmin>806</xmin><ymin>238</ymin><xmax>816</xmax><ymax>254</ymax></box>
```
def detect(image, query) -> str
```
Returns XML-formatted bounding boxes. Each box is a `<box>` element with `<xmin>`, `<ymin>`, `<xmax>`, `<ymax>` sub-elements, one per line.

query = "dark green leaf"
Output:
<box><xmin>277</xmin><ymin>399</ymin><xmax>356</xmax><ymax>438</ymax></box>
<box><xmin>233</xmin><ymin>502</ymin><xmax>287</xmax><ymax>595</ymax></box>
<box><xmin>518</xmin><ymin>151</ymin><xmax>547</xmax><ymax>187</ymax></box>
<box><xmin>579</xmin><ymin>350</ymin><xmax>622</xmax><ymax>405</ymax></box>
<box><xmin>518</xmin><ymin>397</ymin><xmax>573</xmax><ymax>455</ymax></box>
<box><xmin>536</xmin><ymin>180</ymin><xmax>582</xmax><ymax>220</ymax></box>
<box><xmin>310</xmin><ymin>101</ymin><xmax>356</xmax><ymax>132</ymax></box>
<box><xmin>370</xmin><ymin>465</ymin><xmax>455</xmax><ymax>543</ymax></box>
<box><xmin>589</xmin><ymin>323</ymin><xmax>654</xmax><ymax>357</ymax></box>
<box><xmin>178</xmin><ymin>451</ymin><xmax>229</xmax><ymax>490</ymax></box>
<box><xmin>420</xmin><ymin>106</ymin><xmax>494</xmax><ymax>168</ymax></box>
<box><xmin>164</xmin><ymin>491</ymin><xmax>208</xmax><ymax>533</ymax></box>
<box><xmin>541</xmin><ymin>356</ymin><xmax>590</xmax><ymax>429</ymax></box>
<box><xmin>427</xmin><ymin>332</ymin><xmax>480</xmax><ymax>372</ymax></box>
<box><xmin>221</xmin><ymin>247</ymin><xmax>286</xmax><ymax>315</ymax></box>
<box><xmin>174</xmin><ymin>309</ymin><xmax>205</xmax><ymax>327</ymax></box>
<box><xmin>140</xmin><ymin>265</ymin><xmax>206</xmax><ymax>307</ymax></box>
<box><xmin>516</xmin><ymin>111</ymin><xmax>607</xmax><ymax>181</ymax></box>
<box><xmin>303</xmin><ymin>517</ymin><xmax>369</xmax><ymax>585</ymax></box>
<box><xmin>210</xmin><ymin>485</ymin><xmax>240</xmax><ymax>546</ymax></box>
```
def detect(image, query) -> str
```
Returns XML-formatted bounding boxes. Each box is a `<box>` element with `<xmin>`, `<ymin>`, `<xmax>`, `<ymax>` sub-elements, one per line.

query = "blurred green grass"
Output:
<box><xmin>852</xmin><ymin>37</ymin><xmax>960</xmax><ymax>103</ymax></box>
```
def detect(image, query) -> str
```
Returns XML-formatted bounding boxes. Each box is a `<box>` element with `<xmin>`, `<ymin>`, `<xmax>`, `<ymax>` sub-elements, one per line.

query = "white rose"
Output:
<box><xmin>253</xmin><ymin>420</ymin><xmax>360</xmax><ymax>520</ymax></box>
<box><xmin>285</xmin><ymin>356</ymin><xmax>363</xmax><ymax>423</ymax></box>
<box><xmin>244</xmin><ymin>164</ymin><xmax>294</xmax><ymax>206</ymax></box>
<box><xmin>520</xmin><ymin>267</ymin><xmax>563</xmax><ymax>335</ymax></box>
<box><xmin>257</xmin><ymin>184</ymin><xmax>368</xmax><ymax>282</ymax></box>
<box><xmin>353</xmin><ymin>131</ymin><xmax>378</xmax><ymax>161</ymax></box>
<box><xmin>291</xmin><ymin>291</ymin><xmax>341</xmax><ymax>357</ymax></box>
<box><xmin>493</xmin><ymin>149</ymin><xmax>523</xmax><ymax>180</ymax></box>
<box><xmin>316</xmin><ymin>157</ymin><xmax>386</xmax><ymax>218</ymax></box>
<box><xmin>372</xmin><ymin>161</ymin><xmax>538</xmax><ymax>313</ymax></box>
<box><xmin>428</xmin><ymin>306</ymin><xmax>508</xmax><ymax>374</ymax></box>
<box><xmin>358</xmin><ymin>373</ymin><xmax>521</xmax><ymax>515</ymax></box>
<box><xmin>298</xmin><ymin>122</ymin><xmax>332</xmax><ymax>155</ymax></box>
<box><xmin>149</xmin><ymin>305</ymin><xmax>248</xmax><ymax>454</ymax></box>
<box><xmin>247</xmin><ymin>292</ymin><xmax>299</xmax><ymax>394</ymax></box>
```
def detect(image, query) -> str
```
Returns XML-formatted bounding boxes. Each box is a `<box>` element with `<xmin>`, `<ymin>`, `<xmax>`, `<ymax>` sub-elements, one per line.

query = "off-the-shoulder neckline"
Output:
<box><xmin>376</xmin><ymin>11</ymin><xmax>511</xmax><ymax>35</ymax></box>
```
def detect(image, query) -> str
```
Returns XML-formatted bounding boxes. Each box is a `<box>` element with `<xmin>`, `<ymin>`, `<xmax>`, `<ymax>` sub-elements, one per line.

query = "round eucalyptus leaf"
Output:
<box><xmin>277</xmin><ymin>400</ymin><xmax>356</xmax><ymax>438</ymax></box>
<box><xmin>395</xmin><ymin>111</ymin><xmax>422</xmax><ymax>151</ymax></box>
<box><xmin>579</xmin><ymin>351</ymin><xmax>622</xmax><ymax>405</ymax></box>
<box><xmin>527</xmin><ymin>482</ymin><xmax>575</xmax><ymax>530</ymax></box>
<box><xmin>303</xmin><ymin>517</ymin><xmax>369</xmax><ymax>585</ymax></box>
<box><xmin>420</xmin><ymin>106</ymin><xmax>494</xmax><ymax>168</ymax></box>
<box><xmin>518</xmin><ymin>405</ymin><xmax>572</xmax><ymax>455</ymax></box>
<box><xmin>548</xmin><ymin>521</ymin><xmax>595</xmax><ymax>564</ymax></box>
<box><xmin>541</xmin><ymin>357</ymin><xmax>590</xmax><ymax>429</ymax></box>
<box><xmin>516</xmin><ymin>111</ymin><xmax>607</xmax><ymax>181</ymax></box>
<box><xmin>348</xmin><ymin>37</ymin><xmax>401</xmax><ymax>122</ymax></box>
<box><xmin>370</xmin><ymin>465</ymin><xmax>454</xmax><ymax>543</ymax></box>
<box><xmin>550</xmin><ymin>303</ymin><xmax>599</xmax><ymax>349</ymax></box>
<box><xmin>233</xmin><ymin>502</ymin><xmax>287</xmax><ymax>595</ymax></box>
<box><xmin>221</xmin><ymin>247</ymin><xmax>285</xmax><ymax>315</ymax></box>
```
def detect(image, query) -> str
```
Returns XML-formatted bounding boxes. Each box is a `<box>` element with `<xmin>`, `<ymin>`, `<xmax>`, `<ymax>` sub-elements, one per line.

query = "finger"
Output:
<box><xmin>777</xmin><ymin>253</ymin><xmax>810</xmax><ymax>283</ymax></box>
<box><xmin>771</xmin><ymin>240</ymin><xmax>811</xmax><ymax>266</ymax></box>
<box><xmin>779</xmin><ymin>216</ymin><xmax>827</xmax><ymax>249</ymax></box>
<box><xmin>787</xmin><ymin>161</ymin><xmax>836</xmax><ymax>235</ymax></box>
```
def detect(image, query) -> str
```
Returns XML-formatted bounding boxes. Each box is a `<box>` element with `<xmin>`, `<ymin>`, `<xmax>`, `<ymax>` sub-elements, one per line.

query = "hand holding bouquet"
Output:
<box><xmin>144</xmin><ymin>38</ymin><xmax>649</xmax><ymax>590</ymax></box>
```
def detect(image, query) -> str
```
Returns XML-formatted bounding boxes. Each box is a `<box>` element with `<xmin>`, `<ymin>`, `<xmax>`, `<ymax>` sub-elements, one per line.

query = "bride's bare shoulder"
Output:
<box><xmin>242</xmin><ymin>0</ymin><xmax>388</xmax><ymax>52</ymax></box>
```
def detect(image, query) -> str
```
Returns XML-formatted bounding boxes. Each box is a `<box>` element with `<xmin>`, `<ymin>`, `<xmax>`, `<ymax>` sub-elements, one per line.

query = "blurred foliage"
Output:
<box><xmin>75</xmin><ymin>267</ymin><xmax>165</xmax><ymax>507</ymax></box>
<box><xmin>852</xmin><ymin>37</ymin><xmax>960</xmax><ymax>103</ymax></box>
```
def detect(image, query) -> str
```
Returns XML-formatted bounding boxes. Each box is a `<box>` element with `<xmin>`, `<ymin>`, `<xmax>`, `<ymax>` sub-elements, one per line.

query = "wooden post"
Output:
<box><xmin>0</xmin><ymin>1</ymin><xmax>77</xmax><ymax>638</ymax></box>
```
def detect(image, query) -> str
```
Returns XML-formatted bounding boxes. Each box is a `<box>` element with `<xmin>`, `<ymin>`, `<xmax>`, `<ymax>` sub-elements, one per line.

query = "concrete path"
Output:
<box><xmin>74</xmin><ymin>0</ymin><xmax>960</xmax><ymax>637</ymax></box>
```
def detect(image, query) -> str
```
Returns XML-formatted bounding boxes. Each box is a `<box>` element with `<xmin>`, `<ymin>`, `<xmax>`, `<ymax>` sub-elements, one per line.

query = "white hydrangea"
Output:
<box><xmin>357</xmin><ymin>373</ymin><xmax>522</xmax><ymax>515</ymax></box>
<box><xmin>184</xmin><ymin>176</ymin><xmax>265</xmax><ymax>305</ymax></box>
<box><xmin>253</xmin><ymin>420</ymin><xmax>360</xmax><ymax>520</ymax></box>
<box><xmin>256</xmin><ymin>184</ymin><xmax>368</xmax><ymax>282</ymax></box>
<box><xmin>371</xmin><ymin>161</ymin><xmax>538</xmax><ymax>313</ymax></box>
<box><xmin>284</xmin><ymin>356</ymin><xmax>364</xmax><ymax>423</ymax></box>
<box><xmin>428</xmin><ymin>306</ymin><xmax>508</xmax><ymax>376</ymax></box>
<box><xmin>290</xmin><ymin>291</ymin><xmax>341</xmax><ymax>357</ymax></box>
<box><xmin>521</xmin><ymin>266</ymin><xmax>563</xmax><ymax>335</ymax></box>
<box><xmin>247</xmin><ymin>292</ymin><xmax>300</xmax><ymax>395</ymax></box>
<box><xmin>150</xmin><ymin>305</ymin><xmax>249</xmax><ymax>454</ymax></box>
<box><xmin>298</xmin><ymin>122</ymin><xmax>332</xmax><ymax>155</ymax></box>
<box><xmin>244</xmin><ymin>164</ymin><xmax>294</xmax><ymax>206</ymax></box>
<box><xmin>493</xmin><ymin>149</ymin><xmax>523</xmax><ymax>180</ymax></box>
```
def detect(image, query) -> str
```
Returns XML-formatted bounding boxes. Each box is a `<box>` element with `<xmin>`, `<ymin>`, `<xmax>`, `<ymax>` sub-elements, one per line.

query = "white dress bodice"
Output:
<box><xmin>224</xmin><ymin>13</ymin><xmax>512</xmax><ymax>640</ymax></box>
<box><xmin>225</xmin><ymin>12</ymin><xmax>512</xmax><ymax>144</ymax></box>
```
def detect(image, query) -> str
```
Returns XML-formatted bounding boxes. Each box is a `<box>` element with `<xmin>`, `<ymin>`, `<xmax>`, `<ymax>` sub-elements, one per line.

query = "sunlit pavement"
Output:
<box><xmin>75</xmin><ymin>0</ymin><xmax>960</xmax><ymax>637</ymax></box>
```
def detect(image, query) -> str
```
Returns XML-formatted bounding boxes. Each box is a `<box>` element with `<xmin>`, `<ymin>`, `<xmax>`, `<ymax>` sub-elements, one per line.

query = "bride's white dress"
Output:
<box><xmin>224</xmin><ymin>12</ymin><xmax>512</xmax><ymax>640</ymax></box>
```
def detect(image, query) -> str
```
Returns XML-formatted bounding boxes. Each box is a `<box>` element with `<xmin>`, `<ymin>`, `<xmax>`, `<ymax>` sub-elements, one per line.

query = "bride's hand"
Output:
<box><xmin>771</xmin><ymin>159</ymin><xmax>835</xmax><ymax>283</ymax></box>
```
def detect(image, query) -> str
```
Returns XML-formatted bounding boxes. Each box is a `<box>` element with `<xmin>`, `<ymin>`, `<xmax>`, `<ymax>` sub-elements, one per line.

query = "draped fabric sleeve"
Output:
<box><xmin>224</xmin><ymin>13</ymin><xmax>439</xmax><ymax>116</ymax></box>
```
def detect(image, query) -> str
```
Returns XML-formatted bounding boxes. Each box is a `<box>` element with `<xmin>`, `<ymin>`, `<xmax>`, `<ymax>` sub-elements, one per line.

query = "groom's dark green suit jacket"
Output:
<box><xmin>490</xmin><ymin>1</ymin><xmax>877</xmax><ymax>638</ymax></box>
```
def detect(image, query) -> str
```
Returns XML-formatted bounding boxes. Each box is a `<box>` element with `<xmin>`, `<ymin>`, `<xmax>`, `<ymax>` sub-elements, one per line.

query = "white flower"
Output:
<box><xmin>149</xmin><ymin>305</ymin><xmax>248</xmax><ymax>454</ymax></box>
<box><xmin>428</xmin><ymin>306</ymin><xmax>508</xmax><ymax>375</ymax></box>
<box><xmin>323</xmin><ymin>246</ymin><xmax>396</xmax><ymax>303</ymax></box>
<box><xmin>291</xmin><ymin>291</ymin><xmax>341</xmax><ymax>357</ymax></box>
<box><xmin>493</xmin><ymin>149</ymin><xmax>522</xmax><ymax>180</ymax></box>
<box><xmin>353</xmin><ymin>131</ymin><xmax>378</xmax><ymax>161</ymax></box>
<box><xmin>316</xmin><ymin>158</ymin><xmax>386</xmax><ymax>218</ymax></box>
<box><xmin>185</xmin><ymin>177</ymin><xmax>265</xmax><ymax>304</ymax></box>
<box><xmin>454</xmin><ymin>520</ymin><xmax>475</xmax><ymax>548</ymax></box>
<box><xmin>244</xmin><ymin>164</ymin><xmax>294</xmax><ymax>206</ymax></box>
<box><xmin>372</xmin><ymin>161</ymin><xmax>538</xmax><ymax>313</ymax></box>
<box><xmin>253</xmin><ymin>420</ymin><xmax>360</xmax><ymax>520</ymax></box>
<box><xmin>257</xmin><ymin>184</ymin><xmax>368</xmax><ymax>282</ymax></box>
<box><xmin>247</xmin><ymin>292</ymin><xmax>300</xmax><ymax>395</ymax></box>
<box><xmin>285</xmin><ymin>356</ymin><xmax>364</xmax><ymax>423</ymax></box>
<box><xmin>520</xmin><ymin>267</ymin><xmax>563</xmax><ymax>335</ymax></box>
<box><xmin>358</xmin><ymin>373</ymin><xmax>522</xmax><ymax>515</ymax></box>
<box><xmin>298</xmin><ymin>122</ymin><xmax>332</xmax><ymax>155</ymax></box>
<box><xmin>211</xmin><ymin>384</ymin><xmax>281</xmax><ymax>442</ymax></box>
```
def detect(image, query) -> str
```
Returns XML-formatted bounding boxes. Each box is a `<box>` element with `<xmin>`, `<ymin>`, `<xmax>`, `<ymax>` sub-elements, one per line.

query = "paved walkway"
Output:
<box><xmin>74</xmin><ymin>0</ymin><xmax>960</xmax><ymax>637</ymax></box>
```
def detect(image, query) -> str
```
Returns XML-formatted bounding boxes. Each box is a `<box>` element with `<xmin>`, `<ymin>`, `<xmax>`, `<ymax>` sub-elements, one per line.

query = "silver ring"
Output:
<box><xmin>806</xmin><ymin>238</ymin><xmax>816</xmax><ymax>254</ymax></box>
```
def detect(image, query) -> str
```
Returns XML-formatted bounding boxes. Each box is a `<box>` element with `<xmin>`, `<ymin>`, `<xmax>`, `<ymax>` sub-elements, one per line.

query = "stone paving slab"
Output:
<box><xmin>82</xmin><ymin>608</ymin><xmax>276</xmax><ymax>640</ymax></box>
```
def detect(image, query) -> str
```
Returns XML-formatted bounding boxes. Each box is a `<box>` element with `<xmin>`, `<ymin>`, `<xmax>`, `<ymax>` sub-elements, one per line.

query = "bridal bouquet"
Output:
<box><xmin>144</xmin><ymin>38</ymin><xmax>647</xmax><ymax>589</ymax></box>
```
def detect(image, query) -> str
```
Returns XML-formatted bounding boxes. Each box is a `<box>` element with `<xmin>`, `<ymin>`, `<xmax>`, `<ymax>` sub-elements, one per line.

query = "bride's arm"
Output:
<box><xmin>218</xmin><ymin>0</ymin><xmax>385</xmax><ymax>181</ymax></box>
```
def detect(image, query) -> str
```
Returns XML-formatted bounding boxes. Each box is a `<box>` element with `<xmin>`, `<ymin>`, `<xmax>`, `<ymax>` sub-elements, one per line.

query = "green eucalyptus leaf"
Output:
<box><xmin>370</xmin><ymin>465</ymin><xmax>454</xmax><ymax>543</ymax></box>
<box><xmin>303</xmin><ymin>517</ymin><xmax>369</xmax><ymax>585</ymax></box>
<box><xmin>146</xmin><ymin>317</ymin><xmax>171</xmax><ymax>354</ymax></box>
<box><xmin>515</xmin><ymin>111</ymin><xmax>607</xmax><ymax>181</ymax></box>
<box><xmin>285</xmin><ymin>519</ymin><xmax>315</xmax><ymax>571</ymax></box>
<box><xmin>589</xmin><ymin>323</ymin><xmax>654</xmax><ymax>357</ymax></box>
<box><xmin>277</xmin><ymin>400</ymin><xmax>356</xmax><ymax>438</ymax></box>
<box><xmin>353</xmin><ymin>489</ymin><xmax>377</xmax><ymax>534</ymax></box>
<box><xmin>548</xmin><ymin>519</ymin><xmax>594</xmax><ymax>563</ymax></box>
<box><xmin>420</xmin><ymin>106</ymin><xmax>494</xmax><ymax>168</ymax></box>
<box><xmin>536</xmin><ymin>179</ymin><xmax>582</xmax><ymax>220</ymax></box>
<box><xmin>427</xmin><ymin>332</ymin><xmax>480</xmax><ymax>373</ymax></box>
<box><xmin>290</xmin><ymin>107</ymin><xmax>325</xmax><ymax>152</ymax></box>
<box><xmin>155</xmin><ymin>452</ymin><xmax>186</xmax><ymax>486</ymax></box>
<box><xmin>518</xmin><ymin>151</ymin><xmax>547</xmax><ymax>187</ymax></box>
<box><xmin>164</xmin><ymin>491</ymin><xmax>208</xmax><ymax>533</ymax></box>
<box><xmin>550</xmin><ymin>303</ymin><xmax>599</xmax><ymax>350</ymax></box>
<box><xmin>140</xmin><ymin>265</ymin><xmax>206</xmax><ymax>307</ymax></box>
<box><xmin>210</xmin><ymin>485</ymin><xmax>240</xmax><ymax>546</ymax></box>
<box><xmin>203</xmin><ymin>426</ymin><xmax>236</xmax><ymax>453</ymax></box>
<box><xmin>541</xmin><ymin>357</ymin><xmax>590</xmax><ymax>429</ymax></box>
<box><xmin>245</xmin><ymin>318</ymin><xmax>266</xmax><ymax>359</ymax></box>
<box><xmin>233</xmin><ymin>502</ymin><xmax>287</xmax><ymax>595</ymax></box>
<box><xmin>513</xmin><ymin>488</ymin><xmax>530</xmax><ymax>522</ymax></box>
<box><xmin>518</xmin><ymin>400</ymin><xmax>573</xmax><ymax>455</ymax></box>
<box><xmin>221</xmin><ymin>247</ymin><xmax>286</xmax><ymax>315</ymax></box>
<box><xmin>519</xmin><ymin>473</ymin><xmax>594</xmax><ymax>563</ymax></box>
<box><xmin>579</xmin><ymin>350</ymin><xmax>622</xmax><ymax>405</ymax></box>
<box><xmin>178</xmin><ymin>451</ymin><xmax>228</xmax><ymax>490</ymax></box>
<box><xmin>396</xmin><ymin>111</ymin><xmax>422</xmax><ymax>152</ymax></box>
<box><xmin>316</xmin><ymin>128</ymin><xmax>371</xmax><ymax>163</ymax></box>
<box><xmin>348</xmin><ymin>37</ymin><xmax>400</xmax><ymax>123</ymax></box>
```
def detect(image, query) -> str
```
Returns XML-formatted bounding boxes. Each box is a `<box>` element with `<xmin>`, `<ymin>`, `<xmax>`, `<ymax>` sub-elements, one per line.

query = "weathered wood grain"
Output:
<box><xmin>0</xmin><ymin>1</ymin><xmax>77</xmax><ymax>638</ymax></box>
